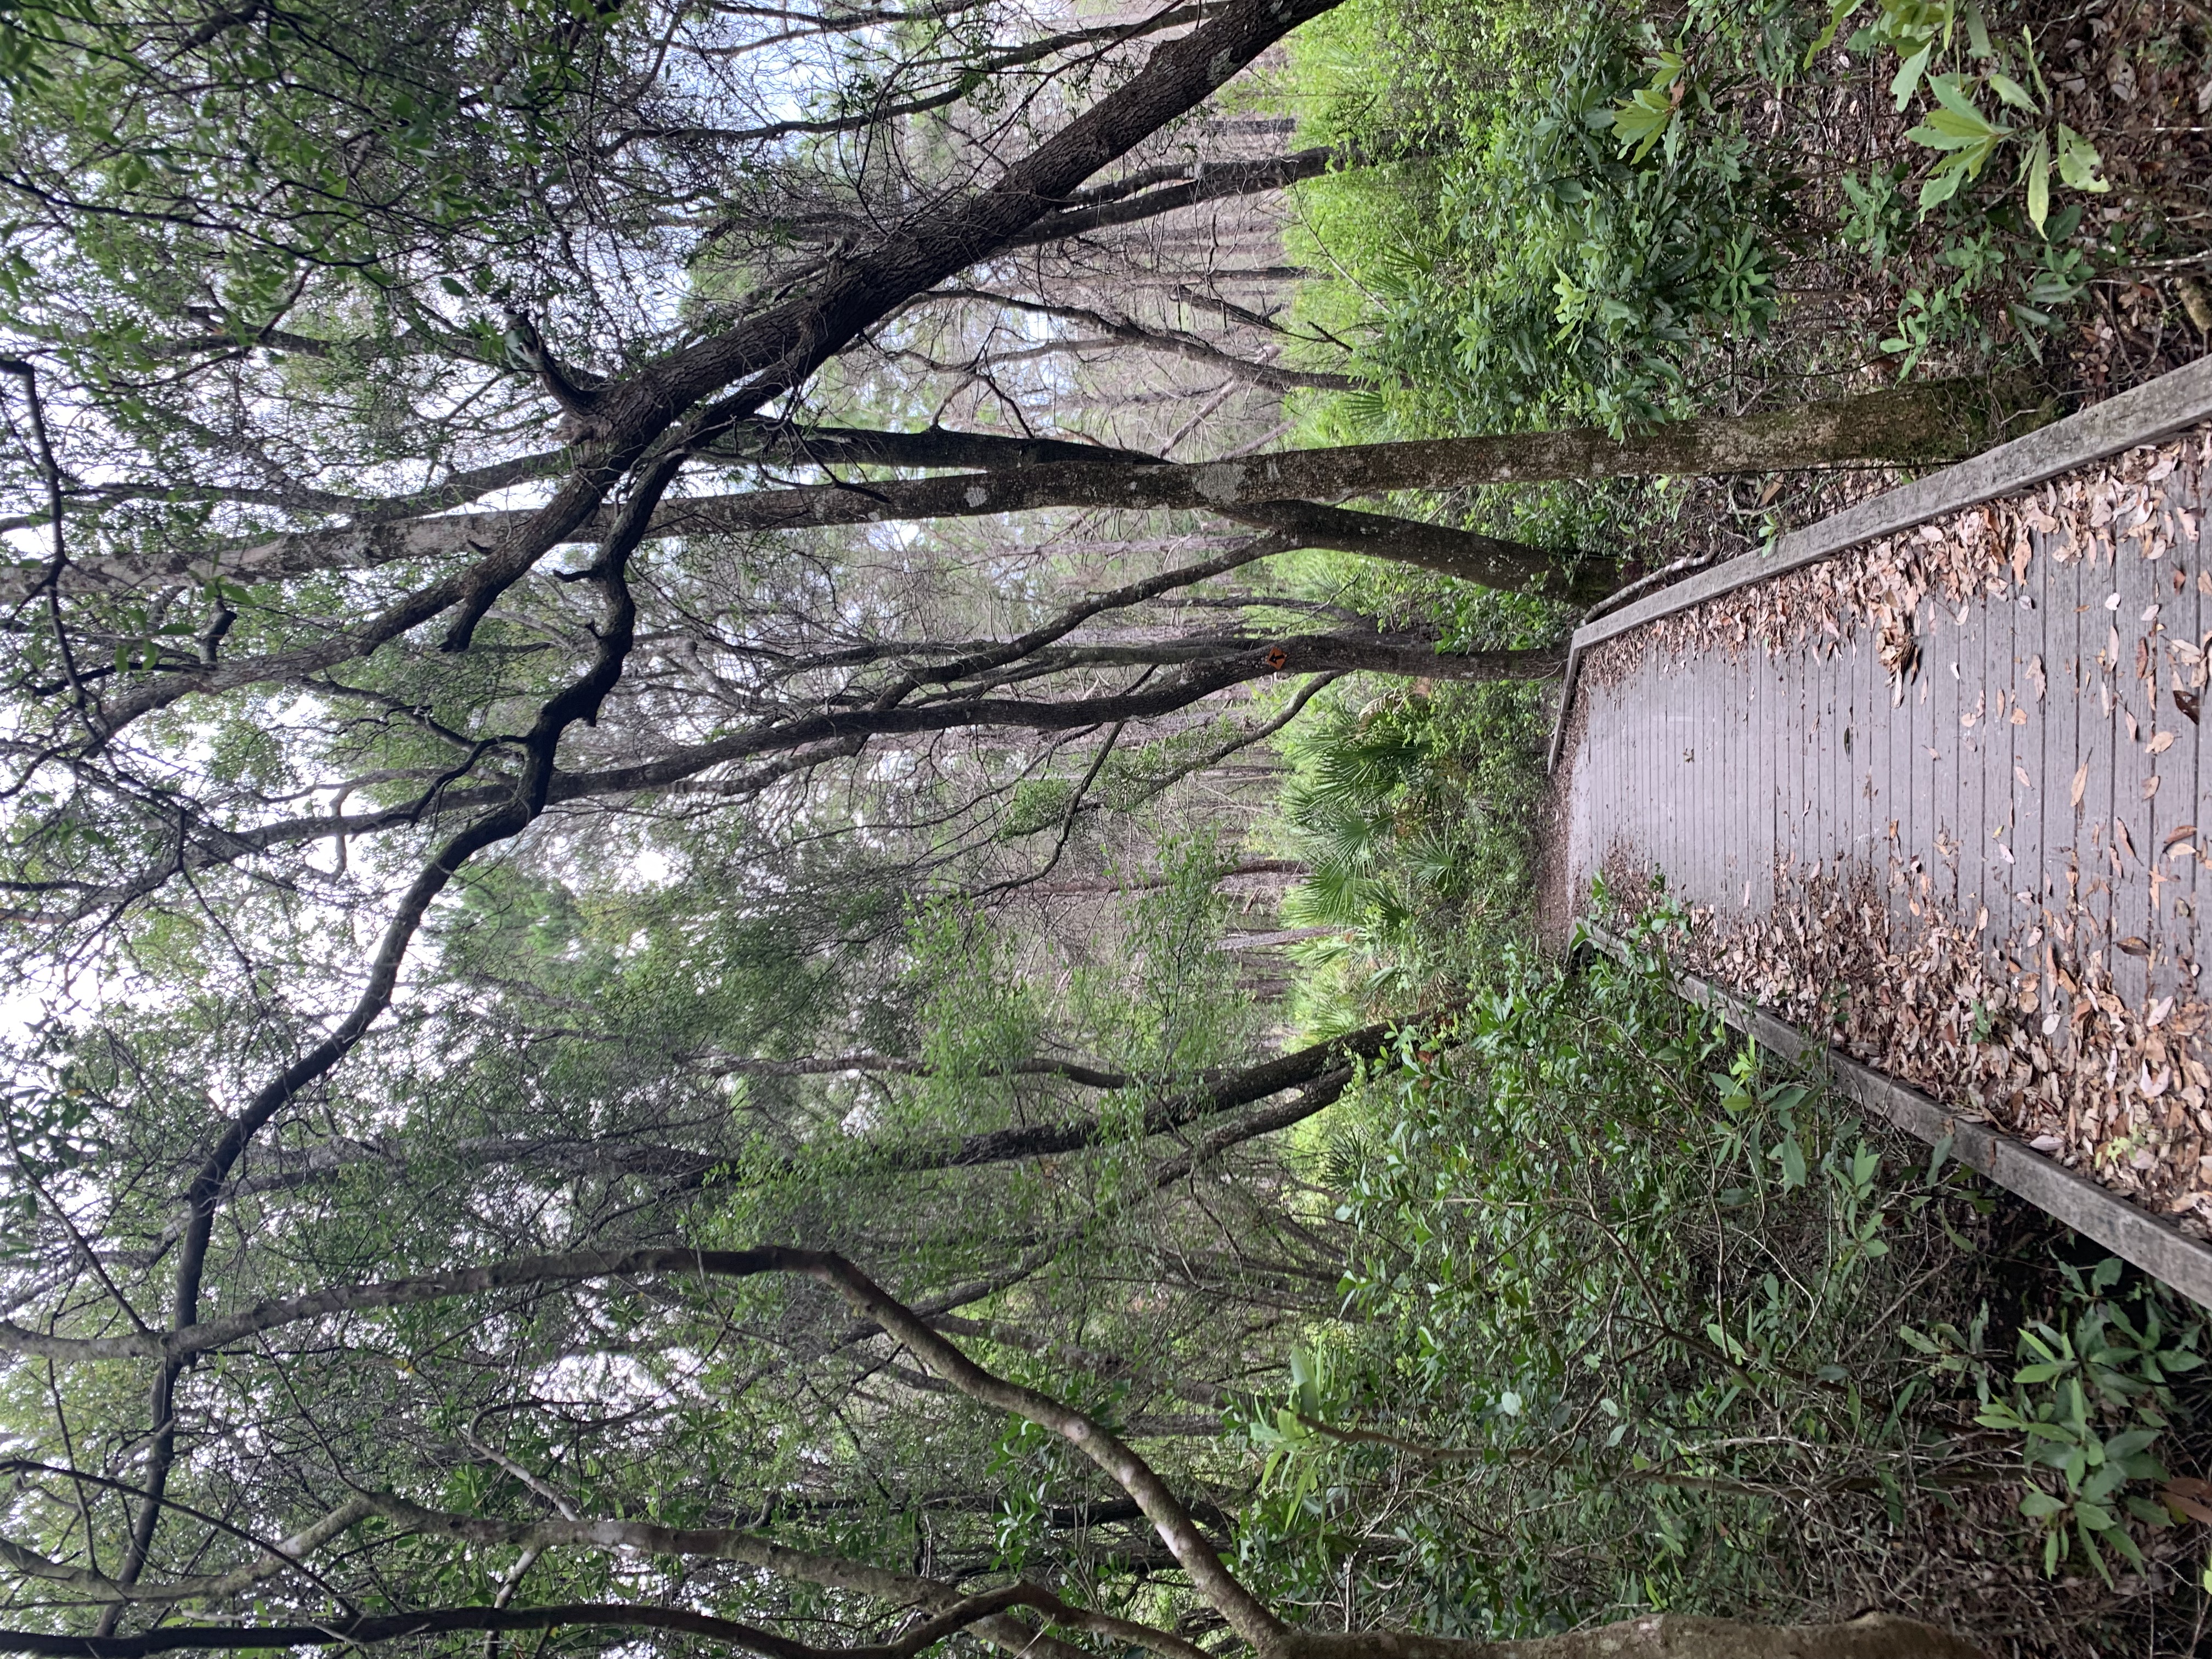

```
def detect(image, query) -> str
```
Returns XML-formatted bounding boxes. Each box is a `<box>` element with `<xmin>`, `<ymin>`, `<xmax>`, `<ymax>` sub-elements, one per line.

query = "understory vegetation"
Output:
<box><xmin>1244</xmin><ymin>597</ymin><xmax>2212</xmax><ymax>1640</ymax></box>
<box><xmin>1233</xmin><ymin>0</ymin><xmax>2212</xmax><ymax>1646</ymax></box>
<box><xmin>1229</xmin><ymin>915</ymin><xmax>2212</xmax><ymax>1651</ymax></box>
<box><xmin>1268</xmin><ymin>0</ymin><xmax>2208</xmax><ymax>565</ymax></box>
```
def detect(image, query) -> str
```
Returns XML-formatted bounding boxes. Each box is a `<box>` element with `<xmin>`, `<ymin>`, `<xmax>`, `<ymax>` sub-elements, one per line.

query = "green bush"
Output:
<box><xmin>1278</xmin><ymin>0</ymin><xmax>2115</xmax><ymax>447</ymax></box>
<box><xmin>1271</xmin><ymin>676</ymin><xmax>1550</xmax><ymax>1034</ymax></box>
<box><xmin>1283</xmin><ymin>0</ymin><xmax>1806</xmax><ymax>438</ymax></box>
<box><xmin>1235</xmin><ymin>927</ymin><xmax>2210</xmax><ymax>1640</ymax></box>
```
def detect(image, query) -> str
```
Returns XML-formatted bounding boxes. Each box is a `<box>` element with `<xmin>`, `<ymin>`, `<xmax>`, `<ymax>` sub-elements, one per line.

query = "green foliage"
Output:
<box><xmin>908</xmin><ymin>901</ymin><xmax>1048</xmax><ymax>1097</ymax></box>
<box><xmin>1235</xmin><ymin>927</ymin><xmax>2208</xmax><ymax>1633</ymax></box>
<box><xmin>0</xmin><ymin>1065</ymin><xmax>92</xmax><ymax>1232</ymax></box>
<box><xmin>0</xmin><ymin>0</ymin><xmax>630</xmax><ymax>336</ymax></box>
<box><xmin>1819</xmin><ymin>4</ymin><xmax>2112</xmax><ymax>234</ymax></box>
<box><xmin>1001</xmin><ymin>777</ymin><xmax>1078</xmax><ymax>838</ymax></box>
<box><xmin>1271</xmin><ymin>679</ymin><xmax>1548</xmax><ymax>1032</ymax></box>
<box><xmin>1278</xmin><ymin>0</ymin><xmax>2130</xmax><ymax>456</ymax></box>
<box><xmin>1914</xmin><ymin>1254</ymin><xmax>2209</xmax><ymax>1582</ymax></box>
<box><xmin>998</xmin><ymin>717</ymin><xmax>1288</xmax><ymax>840</ymax></box>
<box><xmin>0</xmin><ymin>0</ymin><xmax>84</xmax><ymax>89</ymax></box>
<box><xmin>1606</xmin><ymin>48</ymin><xmax>1689</xmax><ymax>164</ymax></box>
<box><xmin>1283</xmin><ymin>3</ymin><xmax>1797</xmax><ymax>438</ymax></box>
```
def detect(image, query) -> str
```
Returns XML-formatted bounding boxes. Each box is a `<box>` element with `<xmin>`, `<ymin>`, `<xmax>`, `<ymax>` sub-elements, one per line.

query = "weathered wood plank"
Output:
<box><xmin>2170</xmin><ymin>454</ymin><xmax>2206</xmax><ymax>969</ymax></box>
<box><xmin>1559</xmin><ymin>374</ymin><xmax>2212</xmax><ymax>1303</ymax></box>
<box><xmin>1929</xmin><ymin>587</ymin><xmax>1964</xmax><ymax>917</ymax></box>
<box><xmin>1550</xmin><ymin>358</ymin><xmax>2212</xmax><ymax>770</ymax></box>
<box><xmin>2020</xmin><ymin>560</ymin><xmax>2041</xmax><ymax>933</ymax></box>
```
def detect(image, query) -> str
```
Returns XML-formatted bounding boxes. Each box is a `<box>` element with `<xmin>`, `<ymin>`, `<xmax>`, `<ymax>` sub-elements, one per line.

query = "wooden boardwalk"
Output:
<box><xmin>1554</xmin><ymin>358</ymin><xmax>2212</xmax><ymax>1301</ymax></box>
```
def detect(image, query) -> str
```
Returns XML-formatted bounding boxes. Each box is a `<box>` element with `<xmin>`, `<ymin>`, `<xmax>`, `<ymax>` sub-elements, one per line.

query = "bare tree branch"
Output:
<box><xmin>0</xmin><ymin>1588</ymin><xmax>1057</xmax><ymax>1659</ymax></box>
<box><xmin>1003</xmin><ymin>144</ymin><xmax>1351</xmax><ymax>246</ymax></box>
<box><xmin>59</xmin><ymin>0</ymin><xmax>1350</xmax><ymax>738</ymax></box>
<box><xmin>927</xmin><ymin>288</ymin><xmax>1361</xmax><ymax>391</ymax></box>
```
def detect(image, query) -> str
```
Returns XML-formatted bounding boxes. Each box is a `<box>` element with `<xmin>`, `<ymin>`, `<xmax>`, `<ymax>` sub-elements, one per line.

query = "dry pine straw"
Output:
<box><xmin>1587</xmin><ymin>428</ymin><xmax>2212</xmax><ymax>1231</ymax></box>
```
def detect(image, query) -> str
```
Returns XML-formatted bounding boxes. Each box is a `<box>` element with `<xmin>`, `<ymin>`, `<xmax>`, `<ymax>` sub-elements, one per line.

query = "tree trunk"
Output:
<box><xmin>1003</xmin><ymin>143</ymin><xmax>1358</xmax><ymax>246</ymax></box>
<box><xmin>1281</xmin><ymin>1614</ymin><xmax>1982</xmax><ymax>1659</ymax></box>
<box><xmin>207</xmin><ymin>379</ymin><xmax>2025</xmax><ymax>597</ymax></box>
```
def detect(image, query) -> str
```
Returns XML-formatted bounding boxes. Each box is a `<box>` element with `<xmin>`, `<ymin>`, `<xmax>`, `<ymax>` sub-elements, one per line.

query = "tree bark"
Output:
<box><xmin>1003</xmin><ymin>144</ymin><xmax>1359</xmax><ymax>246</ymax></box>
<box><xmin>922</xmin><ymin>289</ymin><xmax>1362</xmax><ymax>390</ymax></box>
<box><xmin>879</xmin><ymin>1017</ymin><xmax>1403</xmax><ymax>1172</ymax></box>
<box><xmin>633</xmin><ymin>377</ymin><xmax>2002</xmax><ymax>529</ymax></box>
<box><xmin>198</xmin><ymin>379</ymin><xmax>2012</xmax><ymax>601</ymax></box>
<box><xmin>430</xmin><ymin>0</ymin><xmax>1353</xmax><ymax>651</ymax></box>
<box><xmin>1280</xmin><ymin>1618</ymin><xmax>1982</xmax><ymax>1659</ymax></box>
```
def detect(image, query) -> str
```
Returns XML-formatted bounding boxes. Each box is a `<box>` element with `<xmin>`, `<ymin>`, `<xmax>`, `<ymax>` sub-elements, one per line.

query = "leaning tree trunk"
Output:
<box><xmin>206</xmin><ymin>377</ymin><xmax>2036</xmax><ymax>603</ymax></box>
<box><xmin>1283</xmin><ymin>1613</ymin><xmax>1981</xmax><ymax>1659</ymax></box>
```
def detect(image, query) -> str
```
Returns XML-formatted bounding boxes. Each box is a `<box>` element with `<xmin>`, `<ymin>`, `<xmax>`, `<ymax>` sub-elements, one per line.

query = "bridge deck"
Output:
<box><xmin>1557</xmin><ymin>365</ymin><xmax>2212</xmax><ymax>1286</ymax></box>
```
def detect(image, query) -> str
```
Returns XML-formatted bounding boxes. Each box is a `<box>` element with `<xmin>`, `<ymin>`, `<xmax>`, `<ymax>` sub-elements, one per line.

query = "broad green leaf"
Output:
<box><xmin>1903</xmin><ymin>119</ymin><xmax>1979</xmax><ymax>151</ymax></box>
<box><xmin>2126</xmin><ymin>1495</ymin><xmax>2176</xmax><ymax>1527</ymax></box>
<box><xmin>1805</xmin><ymin>0</ymin><xmax>1866</xmax><ymax>66</ymax></box>
<box><xmin>1963</xmin><ymin>1</ymin><xmax>1994</xmax><ymax>59</ymax></box>
<box><xmin>2021</xmin><ymin>25</ymin><xmax>2053</xmax><ymax>101</ymax></box>
<box><xmin>1775</xmin><ymin>1135</ymin><xmax>1807</xmax><ymax>1190</ymax></box>
<box><xmin>1927</xmin><ymin>73</ymin><xmax>1994</xmax><ymax>122</ymax></box>
<box><xmin>2081</xmin><ymin>1463</ymin><xmax>2127</xmax><ymax>1502</ymax></box>
<box><xmin>2023</xmin><ymin>128</ymin><xmax>2051</xmax><ymax>234</ymax></box>
<box><xmin>2056</xmin><ymin>125</ymin><xmax>2110</xmax><ymax>192</ymax></box>
<box><xmin>1925</xmin><ymin>1131</ymin><xmax>1954</xmax><ymax>1180</ymax></box>
<box><xmin>1610</xmin><ymin>90</ymin><xmax>1678</xmax><ymax>162</ymax></box>
<box><xmin>1891</xmin><ymin>43</ymin><xmax>1933</xmax><ymax>110</ymax></box>
<box><xmin>1918</xmin><ymin>161</ymin><xmax>1970</xmax><ymax>211</ymax></box>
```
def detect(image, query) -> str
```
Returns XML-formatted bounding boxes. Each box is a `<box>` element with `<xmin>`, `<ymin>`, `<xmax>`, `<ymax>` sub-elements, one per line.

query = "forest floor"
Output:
<box><xmin>1590</xmin><ymin>0</ymin><xmax>2212</xmax><ymax>590</ymax></box>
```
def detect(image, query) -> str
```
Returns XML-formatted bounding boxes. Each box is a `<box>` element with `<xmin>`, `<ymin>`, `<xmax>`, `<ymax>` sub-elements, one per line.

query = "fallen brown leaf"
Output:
<box><xmin>2165</xmin><ymin>1486</ymin><xmax>2212</xmax><ymax>1525</ymax></box>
